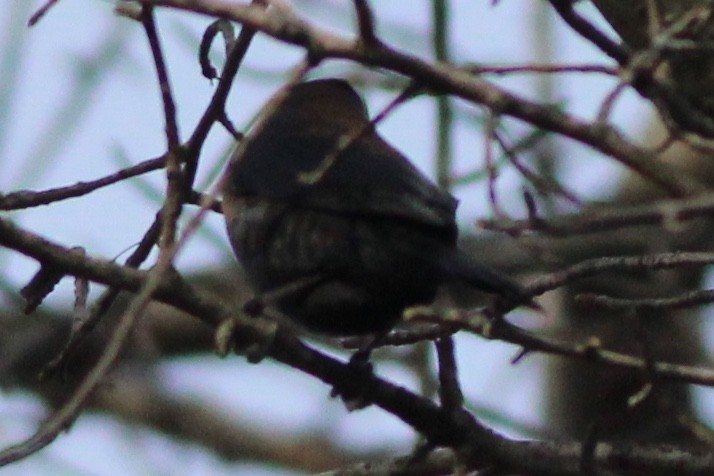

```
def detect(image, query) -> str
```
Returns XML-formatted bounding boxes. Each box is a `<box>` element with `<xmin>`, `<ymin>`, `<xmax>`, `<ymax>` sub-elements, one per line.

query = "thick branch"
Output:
<box><xmin>1</xmin><ymin>211</ymin><xmax>714</xmax><ymax>473</ymax></box>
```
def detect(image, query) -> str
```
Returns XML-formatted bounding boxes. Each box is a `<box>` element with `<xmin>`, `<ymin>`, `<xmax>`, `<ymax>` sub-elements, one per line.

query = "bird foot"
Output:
<box><xmin>214</xmin><ymin>316</ymin><xmax>278</xmax><ymax>364</ymax></box>
<box><xmin>330</xmin><ymin>355</ymin><xmax>375</xmax><ymax>411</ymax></box>
<box><xmin>242</xmin><ymin>296</ymin><xmax>265</xmax><ymax>317</ymax></box>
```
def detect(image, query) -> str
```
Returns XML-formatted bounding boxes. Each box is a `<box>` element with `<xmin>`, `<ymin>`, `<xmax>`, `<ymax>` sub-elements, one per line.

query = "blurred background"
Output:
<box><xmin>2</xmin><ymin>1</ymin><xmax>711</xmax><ymax>474</ymax></box>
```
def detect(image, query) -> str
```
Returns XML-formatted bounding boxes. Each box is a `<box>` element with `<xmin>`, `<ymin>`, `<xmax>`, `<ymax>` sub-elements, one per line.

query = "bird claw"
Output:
<box><xmin>214</xmin><ymin>318</ymin><xmax>238</xmax><ymax>358</ymax></box>
<box><xmin>348</xmin><ymin>347</ymin><xmax>375</xmax><ymax>368</ymax></box>
<box><xmin>242</xmin><ymin>296</ymin><xmax>265</xmax><ymax>317</ymax></box>
<box><xmin>330</xmin><ymin>356</ymin><xmax>375</xmax><ymax>411</ymax></box>
<box><xmin>213</xmin><ymin>316</ymin><xmax>278</xmax><ymax>364</ymax></box>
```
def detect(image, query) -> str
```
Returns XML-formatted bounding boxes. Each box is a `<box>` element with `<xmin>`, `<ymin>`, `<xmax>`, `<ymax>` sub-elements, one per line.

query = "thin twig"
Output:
<box><xmin>28</xmin><ymin>0</ymin><xmax>61</xmax><ymax>26</ymax></box>
<box><xmin>484</xmin><ymin>111</ymin><xmax>502</xmax><ymax>216</ymax></box>
<box><xmin>141</xmin><ymin>6</ymin><xmax>183</xmax><ymax>250</ymax></box>
<box><xmin>0</xmin><ymin>156</ymin><xmax>165</xmax><ymax>210</ymax></box>
<box><xmin>405</xmin><ymin>305</ymin><xmax>714</xmax><ymax>388</ymax></box>
<box><xmin>435</xmin><ymin>336</ymin><xmax>464</xmax><ymax>413</ymax></box>
<box><xmin>431</xmin><ymin>0</ymin><xmax>452</xmax><ymax>190</ymax></box>
<box><xmin>465</xmin><ymin>63</ymin><xmax>617</xmax><ymax>76</ymax></box>
<box><xmin>529</xmin><ymin>252</ymin><xmax>714</xmax><ymax>295</ymax></box>
<box><xmin>481</xmin><ymin>193</ymin><xmax>714</xmax><ymax>237</ymax></box>
<box><xmin>577</xmin><ymin>288</ymin><xmax>714</xmax><ymax>311</ymax></box>
<box><xmin>297</xmin><ymin>82</ymin><xmax>419</xmax><ymax>185</ymax></box>
<box><xmin>184</xmin><ymin>0</ymin><xmax>267</xmax><ymax>192</ymax></box>
<box><xmin>0</xmin><ymin>279</ymin><xmax>156</xmax><ymax>465</ymax></box>
<box><xmin>352</xmin><ymin>0</ymin><xmax>378</xmax><ymax>46</ymax></box>
<box><xmin>493</xmin><ymin>129</ymin><xmax>581</xmax><ymax>205</ymax></box>
<box><xmin>547</xmin><ymin>0</ymin><xmax>630</xmax><ymax>64</ymax></box>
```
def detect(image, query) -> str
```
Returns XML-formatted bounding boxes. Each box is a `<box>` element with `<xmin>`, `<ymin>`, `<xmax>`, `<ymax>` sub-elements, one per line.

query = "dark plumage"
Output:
<box><xmin>222</xmin><ymin>79</ymin><xmax>529</xmax><ymax>336</ymax></box>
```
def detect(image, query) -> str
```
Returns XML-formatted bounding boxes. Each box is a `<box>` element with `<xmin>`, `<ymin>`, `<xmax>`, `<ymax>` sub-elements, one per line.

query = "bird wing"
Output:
<box><xmin>229</xmin><ymin>131</ymin><xmax>458</xmax><ymax>231</ymax></box>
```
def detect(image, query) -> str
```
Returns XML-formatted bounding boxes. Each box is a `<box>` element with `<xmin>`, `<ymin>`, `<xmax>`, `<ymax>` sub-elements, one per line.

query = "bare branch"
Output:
<box><xmin>136</xmin><ymin>0</ymin><xmax>698</xmax><ymax>196</ymax></box>
<box><xmin>0</xmin><ymin>157</ymin><xmax>165</xmax><ymax>210</ymax></box>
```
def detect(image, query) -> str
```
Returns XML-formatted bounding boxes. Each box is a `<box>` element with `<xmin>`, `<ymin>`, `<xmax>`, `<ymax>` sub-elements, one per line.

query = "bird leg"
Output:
<box><xmin>347</xmin><ymin>331</ymin><xmax>388</xmax><ymax>367</ymax></box>
<box><xmin>326</xmin><ymin>332</ymin><xmax>389</xmax><ymax>411</ymax></box>
<box><xmin>213</xmin><ymin>276</ymin><xmax>325</xmax><ymax>363</ymax></box>
<box><xmin>242</xmin><ymin>275</ymin><xmax>326</xmax><ymax>317</ymax></box>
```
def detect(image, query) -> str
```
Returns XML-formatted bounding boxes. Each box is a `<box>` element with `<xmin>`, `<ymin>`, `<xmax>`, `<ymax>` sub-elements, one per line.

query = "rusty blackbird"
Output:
<box><xmin>222</xmin><ymin>79</ymin><xmax>530</xmax><ymax>337</ymax></box>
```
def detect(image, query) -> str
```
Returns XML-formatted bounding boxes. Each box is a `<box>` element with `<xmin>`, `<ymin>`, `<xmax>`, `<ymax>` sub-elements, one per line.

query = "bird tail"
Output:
<box><xmin>437</xmin><ymin>249</ymin><xmax>534</xmax><ymax>308</ymax></box>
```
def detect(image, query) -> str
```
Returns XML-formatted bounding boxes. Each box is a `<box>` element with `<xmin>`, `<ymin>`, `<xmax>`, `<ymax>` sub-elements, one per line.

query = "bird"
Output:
<box><xmin>222</xmin><ymin>78</ymin><xmax>531</xmax><ymax>339</ymax></box>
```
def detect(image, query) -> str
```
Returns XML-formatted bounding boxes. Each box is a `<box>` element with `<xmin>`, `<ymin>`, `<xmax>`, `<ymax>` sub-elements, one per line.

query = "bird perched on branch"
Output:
<box><xmin>222</xmin><ymin>78</ymin><xmax>530</xmax><ymax>338</ymax></box>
